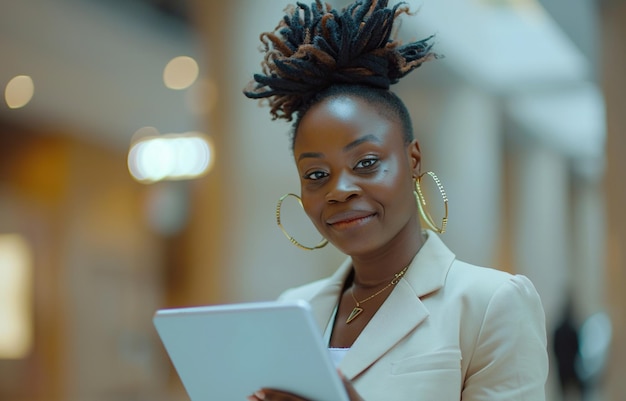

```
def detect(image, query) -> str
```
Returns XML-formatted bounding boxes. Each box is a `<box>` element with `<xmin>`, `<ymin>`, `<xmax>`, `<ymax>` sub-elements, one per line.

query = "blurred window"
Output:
<box><xmin>0</xmin><ymin>234</ymin><xmax>33</xmax><ymax>359</ymax></box>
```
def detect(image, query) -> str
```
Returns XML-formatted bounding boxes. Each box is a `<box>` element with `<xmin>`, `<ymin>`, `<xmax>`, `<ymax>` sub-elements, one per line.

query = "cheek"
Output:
<box><xmin>378</xmin><ymin>165</ymin><xmax>410</xmax><ymax>192</ymax></box>
<box><xmin>300</xmin><ymin>193</ymin><xmax>323</xmax><ymax>223</ymax></box>
<box><xmin>377</xmin><ymin>170</ymin><xmax>415</xmax><ymax>209</ymax></box>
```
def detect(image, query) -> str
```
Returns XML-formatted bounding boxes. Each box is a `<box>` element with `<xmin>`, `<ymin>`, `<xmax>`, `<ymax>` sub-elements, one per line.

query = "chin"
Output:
<box><xmin>330</xmin><ymin>238</ymin><xmax>381</xmax><ymax>258</ymax></box>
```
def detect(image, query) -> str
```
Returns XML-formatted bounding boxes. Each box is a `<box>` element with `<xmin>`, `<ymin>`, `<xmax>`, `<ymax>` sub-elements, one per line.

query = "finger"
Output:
<box><xmin>259</xmin><ymin>388</ymin><xmax>310</xmax><ymax>401</ymax></box>
<box><xmin>247</xmin><ymin>390</ymin><xmax>265</xmax><ymax>401</ymax></box>
<box><xmin>338</xmin><ymin>370</ymin><xmax>364</xmax><ymax>401</ymax></box>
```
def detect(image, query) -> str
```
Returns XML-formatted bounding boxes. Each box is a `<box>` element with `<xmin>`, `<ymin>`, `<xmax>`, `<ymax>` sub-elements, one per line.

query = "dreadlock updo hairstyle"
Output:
<box><xmin>243</xmin><ymin>0</ymin><xmax>437</xmax><ymax>148</ymax></box>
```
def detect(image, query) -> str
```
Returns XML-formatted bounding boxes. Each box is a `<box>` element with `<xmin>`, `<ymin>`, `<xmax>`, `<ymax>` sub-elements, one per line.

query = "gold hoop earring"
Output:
<box><xmin>414</xmin><ymin>172</ymin><xmax>448</xmax><ymax>234</ymax></box>
<box><xmin>276</xmin><ymin>193</ymin><xmax>328</xmax><ymax>251</ymax></box>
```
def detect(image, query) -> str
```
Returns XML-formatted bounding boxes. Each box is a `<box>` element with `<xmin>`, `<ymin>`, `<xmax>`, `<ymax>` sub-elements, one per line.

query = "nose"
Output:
<box><xmin>325</xmin><ymin>170</ymin><xmax>361</xmax><ymax>203</ymax></box>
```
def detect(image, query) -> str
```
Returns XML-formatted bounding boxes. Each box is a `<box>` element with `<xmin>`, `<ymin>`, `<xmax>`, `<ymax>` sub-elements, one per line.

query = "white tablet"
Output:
<box><xmin>153</xmin><ymin>300</ymin><xmax>349</xmax><ymax>401</ymax></box>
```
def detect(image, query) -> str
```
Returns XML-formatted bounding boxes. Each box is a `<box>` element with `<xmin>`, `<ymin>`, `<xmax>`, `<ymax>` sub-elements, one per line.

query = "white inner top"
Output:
<box><xmin>324</xmin><ymin>305</ymin><xmax>350</xmax><ymax>367</ymax></box>
<box><xmin>328</xmin><ymin>347</ymin><xmax>350</xmax><ymax>366</ymax></box>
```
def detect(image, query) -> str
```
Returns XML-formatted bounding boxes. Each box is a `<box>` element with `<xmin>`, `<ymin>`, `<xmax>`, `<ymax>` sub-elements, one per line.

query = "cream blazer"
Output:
<box><xmin>279</xmin><ymin>231</ymin><xmax>548</xmax><ymax>401</ymax></box>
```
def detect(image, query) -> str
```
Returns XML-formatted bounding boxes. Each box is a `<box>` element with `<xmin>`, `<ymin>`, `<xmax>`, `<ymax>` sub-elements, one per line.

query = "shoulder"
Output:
<box><xmin>413</xmin><ymin>231</ymin><xmax>538</xmax><ymax>306</ymax></box>
<box><xmin>445</xmin><ymin>259</ymin><xmax>541</xmax><ymax>309</ymax></box>
<box><xmin>444</xmin><ymin>261</ymin><xmax>548</xmax><ymax>398</ymax></box>
<box><xmin>437</xmin><ymin>259</ymin><xmax>546</xmax><ymax>352</ymax></box>
<box><xmin>443</xmin><ymin>260</ymin><xmax>546</xmax><ymax>341</ymax></box>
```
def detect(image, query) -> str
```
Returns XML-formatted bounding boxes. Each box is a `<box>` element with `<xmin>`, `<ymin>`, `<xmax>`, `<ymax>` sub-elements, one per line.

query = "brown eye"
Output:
<box><xmin>355</xmin><ymin>157</ymin><xmax>378</xmax><ymax>169</ymax></box>
<box><xmin>304</xmin><ymin>170</ymin><xmax>329</xmax><ymax>181</ymax></box>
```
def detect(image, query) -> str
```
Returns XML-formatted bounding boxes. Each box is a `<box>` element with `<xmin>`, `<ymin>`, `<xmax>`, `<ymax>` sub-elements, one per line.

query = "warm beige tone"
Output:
<box><xmin>0</xmin><ymin>126</ymin><xmax>167</xmax><ymax>400</ymax></box>
<box><xmin>601</xmin><ymin>1</ymin><xmax>626</xmax><ymax>399</ymax></box>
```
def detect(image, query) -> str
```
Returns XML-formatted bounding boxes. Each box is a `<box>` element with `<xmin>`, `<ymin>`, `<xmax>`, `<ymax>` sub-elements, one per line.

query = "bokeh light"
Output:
<box><xmin>0</xmin><ymin>234</ymin><xmax>33</xmax><ymax>359</ymax></box>
<box><xmin>163</xmin><ymin>56</ymin><xmax>199</xmax><ymax>90</ymax></box>
<box><xmin>128</xmin><ymin>132</ymin><xmax>213</xmax><ymax>183</ymax></box>
<box><xmin>5</xmin><ymin>75</ymin><xmax>34</xmax><ymax>109</ymax></box>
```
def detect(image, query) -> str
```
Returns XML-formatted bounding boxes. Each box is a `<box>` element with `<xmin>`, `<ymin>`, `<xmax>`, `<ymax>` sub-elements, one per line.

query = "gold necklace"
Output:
<box><xmin>346</xmin><ymin>264</ymin><xmax>410</xmax><ymax>324</ymax></box>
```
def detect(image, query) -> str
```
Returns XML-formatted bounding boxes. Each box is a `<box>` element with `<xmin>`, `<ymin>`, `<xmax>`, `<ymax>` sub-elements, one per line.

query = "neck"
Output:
<box><xmin>350</xmin><ymin>222</ymin><xmax>425</xmax><ymax>287</ymax></box>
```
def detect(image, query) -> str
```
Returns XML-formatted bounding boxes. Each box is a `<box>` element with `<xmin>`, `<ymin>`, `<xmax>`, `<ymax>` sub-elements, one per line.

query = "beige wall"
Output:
<box><xmin>601</xmin><ymin>1</ymin><xmax>626</xmax><ymax>399</ymax></box>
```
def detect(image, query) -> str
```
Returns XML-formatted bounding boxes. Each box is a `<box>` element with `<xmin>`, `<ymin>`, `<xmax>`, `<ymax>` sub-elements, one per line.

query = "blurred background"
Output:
<box><xmin>0</xmin><ymin>0</ymin><xmax>623</xmax><ymax>400</ymax></box>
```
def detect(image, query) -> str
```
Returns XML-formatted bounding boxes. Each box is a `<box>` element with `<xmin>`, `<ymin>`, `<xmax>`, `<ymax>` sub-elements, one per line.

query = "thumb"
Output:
<box><xmin>338</xmin><ymin>370</ymin><xmax>364</xmax><ymax>401</ymax></box>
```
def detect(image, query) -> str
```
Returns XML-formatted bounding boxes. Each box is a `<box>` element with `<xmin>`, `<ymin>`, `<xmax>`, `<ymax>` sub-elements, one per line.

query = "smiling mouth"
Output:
<box><xmin>327</xmin><ymin>213</ymin><xmax>376</xmax><ymax>229</ymax></box>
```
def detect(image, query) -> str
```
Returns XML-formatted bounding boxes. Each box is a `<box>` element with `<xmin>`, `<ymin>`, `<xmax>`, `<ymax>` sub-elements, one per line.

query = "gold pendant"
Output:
<box><xmin>346</xmin><ymin>307</ymin><xmax>363</xmax><ymax>324</ymax></box>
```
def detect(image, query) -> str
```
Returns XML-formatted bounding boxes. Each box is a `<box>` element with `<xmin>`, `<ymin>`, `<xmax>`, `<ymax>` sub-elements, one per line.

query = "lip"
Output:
<box><xmin>326</xmin><ymin>210</ymin><xmax>377</xmax><ymax>228</ymax></box>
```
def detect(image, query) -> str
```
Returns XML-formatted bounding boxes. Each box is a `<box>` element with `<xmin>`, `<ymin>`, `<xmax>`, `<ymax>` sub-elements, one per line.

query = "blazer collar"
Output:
<box><xmin>309</xmin><ymin>230</ymin><xmax>457</xmax><ymax>379</ymax></box>
<box><xmin>307</xmin><ymin>257</ymin><xmax>354</xmax><ymax>332</ymax></box>
<box><xmin>401</xmin><ymin>230</ymin><xmax>456</xmax><ymax>298</ymax></box>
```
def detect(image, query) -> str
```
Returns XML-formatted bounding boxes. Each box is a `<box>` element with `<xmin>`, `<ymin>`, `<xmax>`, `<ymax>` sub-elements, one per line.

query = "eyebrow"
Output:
<box><xmin>297</xmin><ymin>134</ymin><xmax>381</xmax><ymax>161</ymax></box>
<box><xmin>297</xmin><ymin>151</ymin><xmax>324</xmax><ymax>161</ymax></box>
<box><xmin>343</xmin><ymin>134</ymin><xmax>381</xmax><ymax>152</ymax></box>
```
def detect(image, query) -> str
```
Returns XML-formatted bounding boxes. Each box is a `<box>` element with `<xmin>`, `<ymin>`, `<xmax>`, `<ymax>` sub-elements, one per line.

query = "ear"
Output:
<box><xmin>407</xmin><ymin>139</ymin><xmax>422</xmax><ymax>178</ymax></box>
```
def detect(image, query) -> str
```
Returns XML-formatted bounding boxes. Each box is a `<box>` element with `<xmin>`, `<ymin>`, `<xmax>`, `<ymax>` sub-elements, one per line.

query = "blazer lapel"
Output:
<box><xmin>339</xmin><ymin>281</ymin><xmax>429</xmax><ymax>379</ymax></box>
<box><xmin>338</xmin><ymin>231</ymin><xmax>456</xmax><ymax>380</ymax></box>
<box><xmin>307</xmin><ymin>258</ymin><xmax>354</xmax><ymax>331</ymax></box>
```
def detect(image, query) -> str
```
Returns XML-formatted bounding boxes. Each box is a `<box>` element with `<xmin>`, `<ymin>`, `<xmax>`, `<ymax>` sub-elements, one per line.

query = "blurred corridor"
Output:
<box><xmin>0</xmin><ymin>0</ymin><xmax>624</xmax><ymax>400</ymax></box>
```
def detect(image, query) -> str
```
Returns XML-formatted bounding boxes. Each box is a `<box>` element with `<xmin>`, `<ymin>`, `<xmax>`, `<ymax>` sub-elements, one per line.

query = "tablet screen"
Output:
<box><xmin>153</xmin><ymin>300</ymin><xmax>350</xmax><ymax>401</ymax></box>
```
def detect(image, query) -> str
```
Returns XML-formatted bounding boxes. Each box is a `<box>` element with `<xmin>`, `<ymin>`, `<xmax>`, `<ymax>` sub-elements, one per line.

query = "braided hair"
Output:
<box><xmin>243</xmin><ymin>0</ymin><xmax>437</xmax><ymax>147</ymax></box>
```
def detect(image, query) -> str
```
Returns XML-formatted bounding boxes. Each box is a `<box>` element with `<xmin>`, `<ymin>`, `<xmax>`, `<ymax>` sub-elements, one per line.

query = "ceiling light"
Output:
<box><xmin>128</xmin><ymin>132</ymin><xmax>213</xmax><ymax>183</ymax></box>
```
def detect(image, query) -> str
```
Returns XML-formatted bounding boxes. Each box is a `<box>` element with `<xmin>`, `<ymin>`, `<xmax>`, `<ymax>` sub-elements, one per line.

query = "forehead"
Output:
<box><xmin>294</xmin><ymin>95</ymin><xmax>403</xmax><ymax>152</ymax></box>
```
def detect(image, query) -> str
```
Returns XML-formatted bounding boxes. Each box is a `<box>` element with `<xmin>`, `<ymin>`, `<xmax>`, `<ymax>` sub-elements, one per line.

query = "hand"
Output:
<box><xmin>339</xmin><ymin>370</ymin><xmax>365</xmax><ymax>401</ymax></box>
<box><xmin>247</xmin><ymin>370</ymin><xmax>365</xmax><ymax>401</ymax></box>
<box><xmin>246</xmin><ymin>389</ymin><xmax>308</xmax><ymax>401</ymax></box>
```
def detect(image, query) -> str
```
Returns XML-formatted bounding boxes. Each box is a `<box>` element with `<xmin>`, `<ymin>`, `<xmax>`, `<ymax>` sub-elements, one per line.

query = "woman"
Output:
<box><xmin>243</xmin><ymin>1</ymin><xmax>548</xmax><ymax>400</ymax></box>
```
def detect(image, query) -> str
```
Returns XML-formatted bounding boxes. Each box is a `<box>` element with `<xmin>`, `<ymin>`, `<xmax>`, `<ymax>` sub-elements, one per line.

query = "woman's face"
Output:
<box><xmin>293</xmin><ymin>95</ymin><xmax>422</xmax><ymax>257</ymax></box>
